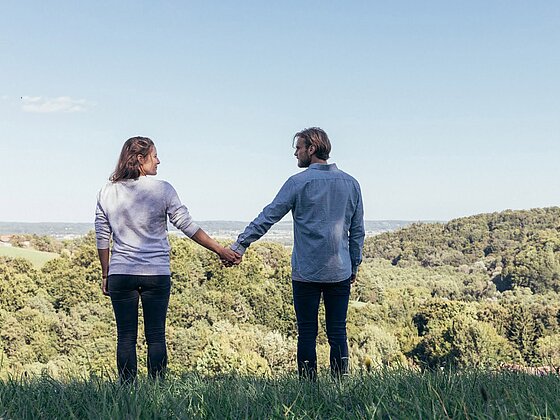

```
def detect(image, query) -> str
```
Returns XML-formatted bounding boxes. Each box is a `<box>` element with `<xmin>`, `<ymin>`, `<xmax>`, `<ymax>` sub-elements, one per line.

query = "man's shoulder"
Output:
<box><xmin>287</xmin><ymin>171</ymin><xmax>308</xmax><ymax>182</ymax></box>
<box><xmin>336</xmin><ymin>168</ymin><xmax>360</xmax><ymax>185</ymax></box>
<box><xmin>285</xmin><ymin>169</ymin><xmax>319</xmax><ymax>188</ymax></box>
<box><xmin>288</xmin><ymin>166</ymin><xmax>358</xmax><ymax>181</ymax></box>
<box><xmin>285</xmin><ymin>165</ymin><xmax>361</xmax><ymax>190</ymax></box>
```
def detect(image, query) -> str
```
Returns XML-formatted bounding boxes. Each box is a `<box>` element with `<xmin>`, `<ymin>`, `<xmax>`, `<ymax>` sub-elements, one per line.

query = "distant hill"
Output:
<box><xmin>0</xmin><ymin>222</ymin><xmax>94</xmax><ymax>237</ymax></box>
<box><xmin>0</xmin><ymin>220</ymin><xmax>419</xmax><ymax>242</ymax></box>
<box><xmin>364</xmin><ymin>207</ymin><xmax>560</xmax><ymax>294</ymax></box>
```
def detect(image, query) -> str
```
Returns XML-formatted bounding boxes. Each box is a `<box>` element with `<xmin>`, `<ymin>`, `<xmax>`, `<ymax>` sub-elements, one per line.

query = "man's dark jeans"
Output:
<box><xmin>108</xmin><ymin>274</ymin><xmax>171</xmax><ymax>383</ymax></box>
<box><xmin>292</xmin><ymin>277</ymin><xmax>351</xmax><ymax>379</ymax></box>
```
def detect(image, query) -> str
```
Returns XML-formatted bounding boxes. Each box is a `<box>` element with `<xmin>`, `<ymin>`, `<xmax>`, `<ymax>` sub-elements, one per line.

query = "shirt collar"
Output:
<box><xmin>308</xmin><ymin>163</ymin><xmax>337</xmax><ymax>171</ymax></box>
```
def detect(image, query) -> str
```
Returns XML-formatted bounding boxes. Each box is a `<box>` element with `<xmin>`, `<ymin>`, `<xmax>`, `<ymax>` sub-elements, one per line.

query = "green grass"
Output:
<box><xmin>0</xmin><ymin>246</ymin><xmax>58</xmax><ymax>268</ymax></box>
<box><xmin>0</xmin><ymin>370</ymin><xmax>559</xmax><ymax>419</ymax></box>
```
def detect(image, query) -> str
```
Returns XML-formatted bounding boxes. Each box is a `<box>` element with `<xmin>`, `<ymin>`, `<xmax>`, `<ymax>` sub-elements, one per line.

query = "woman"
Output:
<box><xmin>95</xmin><ymin>136</ymin><xmax>238</xmax><ymax>383</ymax></box>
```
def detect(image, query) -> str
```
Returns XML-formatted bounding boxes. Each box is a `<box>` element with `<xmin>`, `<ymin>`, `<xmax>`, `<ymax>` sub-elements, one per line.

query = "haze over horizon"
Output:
<box><xmin>2</xmin><ymin>1</ymin><xmax>559</xmax><ymax>223</ymax></box>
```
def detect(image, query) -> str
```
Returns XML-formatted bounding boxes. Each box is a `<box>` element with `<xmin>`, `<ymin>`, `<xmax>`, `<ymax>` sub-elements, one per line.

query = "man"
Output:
<box><xmin>230</xmin><ymin>127</ymin><xmax>365</xmax><ymax>379</ymax></box>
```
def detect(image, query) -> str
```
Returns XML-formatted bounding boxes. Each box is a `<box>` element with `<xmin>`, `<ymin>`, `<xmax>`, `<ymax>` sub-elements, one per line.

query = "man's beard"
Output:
<box><xmin>298</xmin><ymin>156</ymin><xmax>311</xmax><ymax>168</ymax></box>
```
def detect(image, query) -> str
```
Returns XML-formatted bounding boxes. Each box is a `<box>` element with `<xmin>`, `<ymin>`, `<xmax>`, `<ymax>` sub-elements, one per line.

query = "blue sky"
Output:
<box><xmin>1</xmin><ymin>1</ymin><xmax>559</xmax><ymax>222</ymax></box>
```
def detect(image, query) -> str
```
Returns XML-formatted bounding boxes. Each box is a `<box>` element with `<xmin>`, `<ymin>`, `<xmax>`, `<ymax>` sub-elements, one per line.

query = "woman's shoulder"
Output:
<box><xmin>142</xmin><ymin>178</ymin><xmax>177</xmax><ymax>196</ymax></box>
<box><xmin>97</xmin><ymin>180</ymin><xmax>114</xmax><ymax>194</ymax></box>
<box><xmin>99</xmin><ymin>178</ymin><xmax>175</xmax><ymax>196</ymax></box>
<box><xmin>146</xmin><ymin>177</ymin><xmax>173</xmax><ymax>188</ymax></box>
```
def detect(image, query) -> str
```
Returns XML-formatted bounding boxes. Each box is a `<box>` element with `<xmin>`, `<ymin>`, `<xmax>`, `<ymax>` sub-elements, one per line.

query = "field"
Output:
<box><xmin>0</xmin><ymin>370</ymin><xmax>558</xmax><ymax>419</ymax></box>
<box><xmin>0</xmin><ymin>246</ymin><xmax>58</xmax><ymax>268</ymax></box>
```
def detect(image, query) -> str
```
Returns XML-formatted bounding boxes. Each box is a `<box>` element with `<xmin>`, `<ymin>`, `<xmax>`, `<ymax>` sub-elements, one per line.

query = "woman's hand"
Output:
<box><xmin>190</xmin><ymin>229</ymin><xmax>242</xmax><ymax>266</ymax></box>
<box><xmin>101</xmin><ymin>276</ymin><xmax>110</xmax><ymax>296</ymax></box>
<box><xmin>219</xmin><ymin>246</ymin><xmax>242</xmax><ymax>267</ymax></box>
<box><xmin>97</xmin><ymin>248</ymin><xmax>110</xmax><ymax>296</ymax></box>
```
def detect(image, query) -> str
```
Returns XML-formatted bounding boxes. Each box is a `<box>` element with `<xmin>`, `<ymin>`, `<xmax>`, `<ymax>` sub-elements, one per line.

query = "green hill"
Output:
<box><xmin>0</xmin><ymin>246</ymin><xmax>59</xmax><ymax>268</ymax></box>
<box><xmin>364</xmin><ymin>207</ymin><xmax>560</xmax><ymax>293</ymax></box>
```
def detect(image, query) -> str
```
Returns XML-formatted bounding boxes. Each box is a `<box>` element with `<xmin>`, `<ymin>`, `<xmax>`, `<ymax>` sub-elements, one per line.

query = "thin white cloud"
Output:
<box><xmin>21</xmin><ymin>96</ymin><xmax>92</xmax><ymax>113</ymax></box>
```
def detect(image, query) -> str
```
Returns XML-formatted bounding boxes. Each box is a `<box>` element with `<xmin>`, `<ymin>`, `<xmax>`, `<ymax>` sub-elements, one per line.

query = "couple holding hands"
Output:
<box><xmin>95</xmin><ymin>128</ymin><xmax>365</xmax><ymax>383</ymax></box>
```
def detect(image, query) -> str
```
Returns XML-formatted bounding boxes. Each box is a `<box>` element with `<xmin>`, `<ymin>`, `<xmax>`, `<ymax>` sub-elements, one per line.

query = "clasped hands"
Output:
<box><xmin>220</xmin><ymin>246</ymin><xmax>242</xmax><ymax>267</ymax></box>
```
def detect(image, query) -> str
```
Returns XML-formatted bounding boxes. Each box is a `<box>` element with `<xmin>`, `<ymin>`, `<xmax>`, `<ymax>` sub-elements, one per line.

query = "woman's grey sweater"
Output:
<box><xmin>95</xmin><ymin>176</ymin><xmax>200</xmax><ymax>276</ymax></box>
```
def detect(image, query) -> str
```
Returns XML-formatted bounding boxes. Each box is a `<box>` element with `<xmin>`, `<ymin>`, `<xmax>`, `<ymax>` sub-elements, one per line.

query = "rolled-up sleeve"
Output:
<box><xmin>166</xmin><ymin>185</ymin><xmax>200</xmax><ymax>238</ymax></box>
<box><xmin>349</xmin><ymin>184</ymin><xmax>365</xmax><ymax>274</ymax></box>
<box><xmin>231</xmin><ymin>179</ymin><xmax>295</xmax><ymax>255</ymax></box>
<box><xmin>95</xmin><ymin>198</ymin><xmax>112</xmax><ymax>249</ymax></box>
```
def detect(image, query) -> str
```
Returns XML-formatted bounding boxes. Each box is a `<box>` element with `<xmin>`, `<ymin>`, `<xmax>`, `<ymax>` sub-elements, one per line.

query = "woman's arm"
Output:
<box><xmin>97</xmin><ymin>248</ymin><xmax>110</xmax><ymax>296</ymax></box>
<box><xmin>165</xmin><ymin>184</ymin><xmax>240</xmax><ymax>264</ymax></box>
<box><xmin>191</xmin><ymin>229</ymin><xmax>241</xmax><ymax>264</ymax></box>
<box><xmin>95</xmin><ymin>197</ymin><xmax>112</xmax><ymax>296</ymax></box>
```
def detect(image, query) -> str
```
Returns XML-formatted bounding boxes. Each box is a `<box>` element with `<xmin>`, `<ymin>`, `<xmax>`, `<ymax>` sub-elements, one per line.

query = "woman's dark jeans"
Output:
<box><xmin>108</xmin><ymin>274</ymin><xmax>171</xmax><ymax>383</ymax></box>
<box><xmin>292</xmin><ymin>277</ymin><xmax>351</xmax><ymax>379</ymax></box>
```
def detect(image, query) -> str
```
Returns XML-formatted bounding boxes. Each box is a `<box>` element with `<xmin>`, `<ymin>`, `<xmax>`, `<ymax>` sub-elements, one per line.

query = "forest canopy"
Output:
<box><xmin>1</xmin><ymin>207</ymin><xmax>560</xmax><ymax>378</ymax></box>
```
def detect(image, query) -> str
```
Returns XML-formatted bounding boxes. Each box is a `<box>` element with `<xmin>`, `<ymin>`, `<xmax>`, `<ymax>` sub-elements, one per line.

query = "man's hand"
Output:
<box><xmin>219</xmin><ymin>246</ymin><xmax>242</xmax><ymax>267</ymax></box>
<box><xmin>350</xmin><ymin>267</ymin><xmax>358</xmax><ymax>284</ymax></box>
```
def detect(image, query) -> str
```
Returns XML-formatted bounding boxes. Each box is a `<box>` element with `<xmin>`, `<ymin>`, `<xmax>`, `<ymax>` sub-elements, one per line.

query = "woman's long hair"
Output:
<box><xmin>110</xmin><ymin>136</ymin><xmax>154</xmax><ymax>182</ymax></box>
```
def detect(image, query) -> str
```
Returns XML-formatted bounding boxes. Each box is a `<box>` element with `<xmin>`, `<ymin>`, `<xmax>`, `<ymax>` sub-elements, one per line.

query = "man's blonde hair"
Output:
<box><xmin>293</xmin><ymin>127</ymin><xmax>331</xmax><ymax>160</ymax></box>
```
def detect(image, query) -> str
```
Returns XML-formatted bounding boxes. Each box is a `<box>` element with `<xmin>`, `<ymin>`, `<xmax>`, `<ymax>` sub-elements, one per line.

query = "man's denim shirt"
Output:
<box><xmin>231</xmin><ymin>163</ymin><xmax>365</xmax><ymax>282</ymax></box>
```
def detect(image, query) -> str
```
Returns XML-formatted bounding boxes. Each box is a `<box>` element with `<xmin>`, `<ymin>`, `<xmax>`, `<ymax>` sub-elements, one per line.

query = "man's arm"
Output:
<box><xmin>231</xmin><ymin>179</ymin><xmax>295</xmax><ymax>256</ymax></box>
<box><xmin>349</xmin><ymin>184</ymin><xmax>365</xmax><ymax>282</ymax></box>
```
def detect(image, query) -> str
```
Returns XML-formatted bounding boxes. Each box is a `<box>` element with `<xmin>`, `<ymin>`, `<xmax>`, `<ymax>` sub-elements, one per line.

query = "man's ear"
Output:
<box><xmin>308</xmin><ymin>145</ymin><xmax>316</xmax><ymax>155</ymax></box>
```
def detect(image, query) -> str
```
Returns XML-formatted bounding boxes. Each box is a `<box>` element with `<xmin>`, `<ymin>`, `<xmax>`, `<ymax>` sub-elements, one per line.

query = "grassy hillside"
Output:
<box><xmin>1</xmin><ymin>371</ymin><xmax>559</xmax><ymax>419</ymax></box>
<box><xmin>0</xmin><ymin>246</ymin><xmax>58</xmax><ymax>268</ymax></box>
